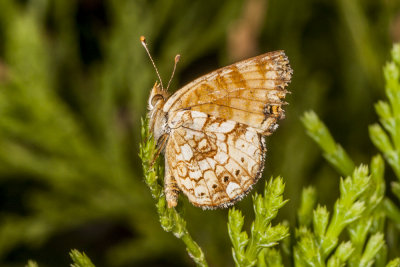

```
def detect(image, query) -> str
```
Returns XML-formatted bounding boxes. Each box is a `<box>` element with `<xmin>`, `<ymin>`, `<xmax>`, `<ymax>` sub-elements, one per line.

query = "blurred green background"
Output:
<box><xmin>0</xmin><ymin>0</ymin><xmax>399</xmax><ymax>266</ymax></box>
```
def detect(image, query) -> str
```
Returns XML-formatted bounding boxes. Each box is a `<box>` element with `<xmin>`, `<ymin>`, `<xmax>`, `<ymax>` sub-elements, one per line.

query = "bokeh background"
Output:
<box><xmin>0</xmin><ymin>0</ymin><xmax>400</xmax><ymax>266</ymax></box>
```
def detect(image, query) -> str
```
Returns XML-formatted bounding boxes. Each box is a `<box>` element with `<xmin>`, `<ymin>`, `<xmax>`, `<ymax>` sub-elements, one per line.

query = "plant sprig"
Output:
<box><xmin>139</xmin><ymin>117</ymin><xmax>208</xmax><ymax>267</ymax></box>
<box><xmin>298</xmin><ymin>43</ymin><xmax>400</xmax><ymax>265</ymax></box>
<box><xmin>368</xmin><ymin>44</ymin><xmax>400</xmax><ymax>230</ymax></box>
<box><xmin>369</xmin><ymin>44</ymin><xmax>400</xmax><ymax>179</ymax></box>
<box><xmin>228</xmin><ymin>177</ymin><xmax>289</xmax><ymax>267</ymax></box>
<box><xmin>70</xmin><ymin>250</ymin><xmax>96</xmax><ymax>267</ymax></box>
<box><xmin>294</xmin><ymin>165</ymin><xmax>384</xmax><ymax>266</ymax></box>
<box><xmin>301</xmin><ymin>111</ymin><xmax>355</xmax><ymax>176</ymax></box>
<box><xmin>299</xmin><ymin>111</ymin><xmax>394</xmax><ymax>265</ymax></box>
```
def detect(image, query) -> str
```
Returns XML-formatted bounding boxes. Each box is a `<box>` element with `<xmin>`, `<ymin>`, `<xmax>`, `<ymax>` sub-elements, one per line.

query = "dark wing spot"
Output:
<box><xmin>241</xmin><ymin>157</ymin><xmax>245</xmax><ymax>163</ymax></box>
<box><xmin>224</xmin><ymin>176</ymin><xmax>229</xmax><ymax>182</ymax></box>
<box><xmin>235</xmin><ymin>170</ymin><xmax>240</xmax><ymax>176</ymax></box>
<box><xmin>200</xmin><ymin>192</ymin><xmax>205</xmax><ymax>196</ymax></box>
<box><xmin>212</xmin><ymin>184</ymin><xmax>217</xmax><ymax>189</ymax></box>
<box><xmin>264</xmin><ymin>104</ymin><xmax>272</xmax><ymax>115</ymax></box>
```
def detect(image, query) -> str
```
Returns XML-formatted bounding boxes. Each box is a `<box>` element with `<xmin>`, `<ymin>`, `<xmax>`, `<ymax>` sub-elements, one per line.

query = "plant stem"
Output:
<box><xmin>181</xmin><ymin>232</ymin><xmax>208</xmax><ymax>267</ymax></box>
<box><xmin>139</xmin><ymin>117</ymin><xmax>208</xmax><ymax>267</ymax></box>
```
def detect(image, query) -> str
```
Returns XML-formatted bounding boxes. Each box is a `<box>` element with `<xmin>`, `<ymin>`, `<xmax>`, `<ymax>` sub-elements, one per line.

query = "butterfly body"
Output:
<box><xmin>147</xmin><ymin>51</ymin><xmax>292</xmax><ymax>209</ymax></box>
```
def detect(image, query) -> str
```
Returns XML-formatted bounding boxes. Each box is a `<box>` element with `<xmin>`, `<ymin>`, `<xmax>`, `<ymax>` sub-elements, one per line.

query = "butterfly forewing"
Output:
<box><xmin>163</xmin><ymin>51</ymin><xmax>291</xmax><ymax>134</ymax></box>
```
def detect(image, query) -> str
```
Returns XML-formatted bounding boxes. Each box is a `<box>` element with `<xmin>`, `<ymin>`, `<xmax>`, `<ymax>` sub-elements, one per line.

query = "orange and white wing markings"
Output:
<box><xmin>163</xmin><ymin>51</ymin><xmax>292</xmax><ymax>134</ymax></box>
<box><xmin>146</xmin><ymin>44</ymin><xmax>292</xmax><ymax>209</ymax></box>
<box><xmin>165</xmin><ymin>110</ymin><xmax>265</xmax><ymax>208</ymax></box>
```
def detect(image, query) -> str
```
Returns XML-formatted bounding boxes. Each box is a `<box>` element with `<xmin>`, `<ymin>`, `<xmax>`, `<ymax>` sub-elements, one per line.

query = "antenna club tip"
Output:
<box><xmin>175</xmin><ymin>54</ymin><xmax>181</xmax><ymax>63</ymax></box>
<box><xmin>140</xmin><ymin>36</ymin><xmax>146</xmax><ymax>44</ymax></box>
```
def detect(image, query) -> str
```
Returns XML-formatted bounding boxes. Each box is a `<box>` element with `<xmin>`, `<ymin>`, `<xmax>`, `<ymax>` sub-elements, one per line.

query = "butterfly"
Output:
<box><xmin>142</xmin><ymin>36</ymin><xmax>292</xmax><ymax>209</ymax></box>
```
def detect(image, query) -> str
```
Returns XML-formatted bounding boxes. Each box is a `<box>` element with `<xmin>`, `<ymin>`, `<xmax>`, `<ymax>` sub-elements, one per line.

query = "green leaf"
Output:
<box><xmin>229</xmin><ymin>177</ymin><xmax>289</xmax><ymax>267</ymax></box>
<box><xmin>392</xmin><ymin>182</ymin><xmax>400</xmax><ymax>201</ymax></box>
<box><xmin>359</xmin><ymin>233</ymin><xmax>385</xmax><ymax>267</ymax></box>
<box><xmin>370</xmin><ymin>155</ymin><xmax>385</xmax><ymax>200</ymax></box>
<box><xmin>263</xmin><ymin>248</ymin><xmax>284</xmax><ymax>267</ymax></box>
<box><xmin>298</xmin><ymin>186</ymin><xmax>317</xmax><ymax>227</ymax></box>
<box><xmin>383</xmin><ymin>198</ymin><xmax>400</xmax><ymax>230</ymax></box>
<box><xmin>392</xmin><ymin>44</ymin><xmax>400</xmax><ymax>66</ymax></box>
<box><xmin>301</xmin><ymin>111</ymin><xmax>355</xmax><ymax>176</ymax></box>
<box><xmin>25</xmin><ymin>260</ymin><xmax>39</xmax><ymax>267</ymax></box>
<box><xmin>386</xmin><ymin>258</ymin><xmax>400</xmax><ymax>267</ymax></box>
<box><xmin>295</xmin><ymin>228</ymin><xmax>324</xmax><ymax>267</ymax></box>
<box><xmin>335</xmin><ymin>241</ymin><xmax>354</xmax><ymax>262</ymax></box>
<box><xmin>70</xmin><ymin>249</ymin><xmax>95</xmax><ymax>267</ymax></box>
<box><xmin>327</xmin><ymin>242</ymin><xmax>354</xmax><ymax>267</ymax></box>
<box><xmin>369</xmin><ymin>124</ymin><xmax>395</xmax><ymax>158</ymax></box>
<box><xmin>313</xmin><ymin>205</ymin><xmax>329</xmax><ymax>242</ymax></box>
<box><xmin>228</xmin><ymin>208</ymin><xmax>249</xmax><ymax>266</ymax></box>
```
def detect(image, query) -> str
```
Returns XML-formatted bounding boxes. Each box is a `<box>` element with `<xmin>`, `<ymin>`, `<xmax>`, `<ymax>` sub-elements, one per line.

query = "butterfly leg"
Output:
<box><xmin>150</xmin><ymin>134</ymin><xmax>168</xmax><ymax>167</ymax></box>
<box><xmin>164</xmin><ymin>159</ymin><xmax>180</xmax><ymax>208</ymax></box>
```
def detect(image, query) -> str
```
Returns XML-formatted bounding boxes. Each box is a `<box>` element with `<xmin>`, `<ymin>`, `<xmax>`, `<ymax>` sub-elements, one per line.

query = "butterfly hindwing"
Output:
<box><xmin>165</xmin><ymin>110</ymin><xmax>265</xmax><ymax>209</ymax></box>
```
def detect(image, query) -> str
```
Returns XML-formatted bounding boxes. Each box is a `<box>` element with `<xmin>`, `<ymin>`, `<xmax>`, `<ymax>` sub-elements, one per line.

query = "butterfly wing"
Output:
<box><xmin>165</xmin><ymin>110</ymin><xmax>265</xmax><ymax>208</ymax></box>
<box><xmin>163</xmin><ymin>51</ymin><xmax>292</xmax><ymax>134</ymax></box>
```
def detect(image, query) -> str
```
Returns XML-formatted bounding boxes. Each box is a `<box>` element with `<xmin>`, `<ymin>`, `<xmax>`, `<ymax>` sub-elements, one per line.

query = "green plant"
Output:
<box><xmin>298</xmin><ymin>43</ymin><xmax>400</xmax><ymax>265</ymax></box>
<box><xmin>294</xmin><ymin>163</ymin><xmax>386</xmax><ymax>266</ymax></box>
<box><xmin>25</xmin><ymin>43</ymin><xmax>400</xmax><ymax>267</ymax></box>
<box><xmin>369</xmin><ymin>44</ymin><xmax>400</xmax><ymax>231</ymax></box>
<box><xmin>69</xmin><ymin>250</ymin><xmax>96</xmax><ymax>267</ymax></box>
<box><xmin>139</xmin><ymin>118</ymin><xmax>208</xmax><ymax>267</ymax></box>
<box><xmin>228</xmin><ymin>177</ymin><xmax>289</xmax><ymax>267</ymax></box>
<box><xmin>139</xmin><ymin>118</ymin><xmax>289</xmax><ymax>267</ymax></box>
<box><xmin>136</xmin><ymin>44</ymin><xmax>400</xmax><ymax>267</ymax></box>
<box><xmin>26</xmin><ymin>250</ymin><xmax>94</xmax><ymax>267</ymax></box>
<box><xmin>2</xmin><ymin>0</ymin><xmax>400</xmax><ymax>265</ymax></box>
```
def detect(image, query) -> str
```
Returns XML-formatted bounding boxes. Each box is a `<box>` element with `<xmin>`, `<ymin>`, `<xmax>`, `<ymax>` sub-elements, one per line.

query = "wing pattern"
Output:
<box><xmin>165</xmin><ymin>110</ymin><xmax>265</xmax><ymax>208</ymax></box>
<box><xmin>156</xmin><ymin>51</ymin><xmax>292</xmax><ymax>208</ymax></box>
<box><xmin>163</xmin><ymin>51</ymin><xmax>292</xmax><ymax>134</ymax></box>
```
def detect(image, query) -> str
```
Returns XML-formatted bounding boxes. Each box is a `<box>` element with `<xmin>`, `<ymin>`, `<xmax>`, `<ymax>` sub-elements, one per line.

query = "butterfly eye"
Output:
<box><xmin>150</xmin><ymin>94</ymin><xmax>165</xmax><ymax>109</ymax></box>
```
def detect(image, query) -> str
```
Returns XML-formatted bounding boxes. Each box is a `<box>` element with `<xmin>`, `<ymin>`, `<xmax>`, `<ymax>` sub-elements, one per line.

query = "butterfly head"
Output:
<box><xmin>148</xmin><ymin>81</ymin><xmax>170</xmax><ymax>111</ymax></box>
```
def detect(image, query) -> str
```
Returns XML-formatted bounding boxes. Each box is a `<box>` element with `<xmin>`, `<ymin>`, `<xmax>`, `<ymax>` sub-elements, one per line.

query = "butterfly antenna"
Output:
<box><xmin>140</xmin><ymin>36</ymin><xmax>164</xmax><ymax>91</ymax></box>
<box><xmin>166</xmin><ymin>54</ymin><xmax>180</xmax><ymax>91</ymax></box>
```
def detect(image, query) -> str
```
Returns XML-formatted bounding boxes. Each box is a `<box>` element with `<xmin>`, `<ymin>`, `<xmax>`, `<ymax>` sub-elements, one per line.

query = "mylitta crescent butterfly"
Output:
<box><xmin>141</xmin><ymin>36</ymin><xmax>292</xmax><ymax>209</ymax></box>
